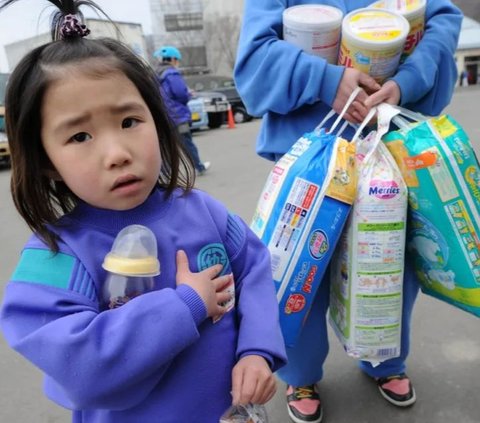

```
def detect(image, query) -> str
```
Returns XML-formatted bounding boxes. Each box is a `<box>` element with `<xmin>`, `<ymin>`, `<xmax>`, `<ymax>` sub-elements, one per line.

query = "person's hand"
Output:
<box><xmin>231</xmin><ymin>355</ymin><xmax>276</xmax><ymax>406</ymax></box>
<box><xmin>333</xmin><ymin>68</ymin><xmax>381</xmax><ymax>124</ymax></box>
<box><xmin>175</xmin><ymin>250</ymin><xmax>232</xmax><ymax>319</ymax></box>
<box><xmin>364</xmin><ymin>80</ymin><xmax>401</xmax><ymax>108</ymax></box>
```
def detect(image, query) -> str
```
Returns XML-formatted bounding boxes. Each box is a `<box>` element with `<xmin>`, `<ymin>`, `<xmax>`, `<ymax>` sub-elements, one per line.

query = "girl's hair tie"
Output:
<box><xmin>59</xmin><ymin>14</ymin><xmax>90</xmax><ymax>39</ymax></box>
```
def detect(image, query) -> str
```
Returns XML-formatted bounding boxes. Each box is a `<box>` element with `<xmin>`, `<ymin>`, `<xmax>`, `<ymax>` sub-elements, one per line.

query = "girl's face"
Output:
<box><xmin>41</xmin><ymin>69</ymin><xmax>161</xmax><ymax>210</ymax></box>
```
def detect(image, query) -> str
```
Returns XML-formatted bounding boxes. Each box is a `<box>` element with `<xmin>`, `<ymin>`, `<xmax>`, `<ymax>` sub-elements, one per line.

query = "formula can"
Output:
<box><xmin>369</xmin><ymin>0</ymin><xmax>426</xmax><ymax>60</ymax></box>
<box><xmin>338</xmin><ymin>8</ymin><xmax>410</xmax><ymax>83</ymax></box>
<box><xmin>283</xmin><ymin>4</ymin><xmax>344</xmax><ymax>64</ymax></box>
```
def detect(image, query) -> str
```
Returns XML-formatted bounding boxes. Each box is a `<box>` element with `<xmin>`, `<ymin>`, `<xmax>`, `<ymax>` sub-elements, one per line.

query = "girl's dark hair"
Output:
<box><xmin>1</xmin><ymin>0</ymin><xmax>195</xmax><ymax>251</ymax></box>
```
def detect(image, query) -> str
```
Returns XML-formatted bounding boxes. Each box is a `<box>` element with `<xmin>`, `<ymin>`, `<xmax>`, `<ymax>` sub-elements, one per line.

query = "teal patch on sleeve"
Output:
<box><xmin>12</xmin><ymin>248</ymin><xmax>75</xmax><ymax>290</ymax></box>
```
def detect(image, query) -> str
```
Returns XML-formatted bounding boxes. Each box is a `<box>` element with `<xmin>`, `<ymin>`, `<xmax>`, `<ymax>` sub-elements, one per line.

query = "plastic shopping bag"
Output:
<box><xmin>251</xmin><ymin>91</ymin><xmax>360</xmax><ymax>347</ymax></box>
<box><xmin>330</xmin><ymin>104</ymin><xmax>408</xmax><ymax>363</ymax></box>
<box><xmin>382</xmin><ymin>104</ymin><xmax>480</xmax><ymax>317</ymax></box>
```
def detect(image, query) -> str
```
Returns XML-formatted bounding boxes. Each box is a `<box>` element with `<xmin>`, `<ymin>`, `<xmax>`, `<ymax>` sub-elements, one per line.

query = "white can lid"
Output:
<box><xmin>283</xmin><ymin>4</ymin><xmax>343</xmax><ymax>31</ymax></box>
<box><xmin>342</xmin><ymin>8</ymin><xmax>410</xmax><ymax>49</ymax></box>
<box><xmin>369</xmin><ymin>0</ymin><xmax>426</xmax><ymax>20</ymax></box>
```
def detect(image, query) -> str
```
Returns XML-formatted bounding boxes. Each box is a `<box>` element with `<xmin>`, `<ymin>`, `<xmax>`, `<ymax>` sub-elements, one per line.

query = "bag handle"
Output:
<box><xmin>328</xmin><ymin>86</ymin><xmax>363</xmax><ymax>133</ymax></box>
<box><xmin>359</xmin><ymin>103</ymin><xmax>403</xmax><ymax>163</ymax></box>
<box><xmin>314</xmin><ymin>86</ymin><xmax>363</xmax><ymax>133</ymax></box>
<box><xmin>351</xmin><ymin>106</ymin><xmax>377</xmax><ymax>144</ymax></box>
<box><xmin>392</xmin><ymin>115</ymin><xmax>411</xmax><ymax>131</ymax></box>
<box><xmin>336</xmin><ymin>120</ymin><xmax>350</xmax><ymax>138</ymax></box>
<box><xmin>314</xmin><ymin>109</ymin><xmax>336</xmax><ymax>133</ymax></box>
<box><xmin>392</xmin><ymin>105</ymin><xmax>427</xmax><ymax>122</ymax></box>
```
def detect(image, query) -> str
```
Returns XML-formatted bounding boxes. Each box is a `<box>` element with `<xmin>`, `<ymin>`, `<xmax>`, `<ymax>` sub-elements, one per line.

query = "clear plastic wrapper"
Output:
<box><xmin>219</xmin><ymin>404</ymin><xmax>268</xmax><ymax>423</ymax></box>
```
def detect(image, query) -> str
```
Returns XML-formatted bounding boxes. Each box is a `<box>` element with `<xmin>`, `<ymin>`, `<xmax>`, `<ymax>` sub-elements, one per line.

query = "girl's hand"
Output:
<box><xmin>231</xmin><ymin>355</ymin><xmax>276</xmax><ymax>406</ymax></box>
<box><xmin>175</xmin><ymin>250</ymin><xmax>232</xmax><ymax>319</ymax></box>
<box><xmin>333</xmin><ymin>68</ymin><xmax>381</xmax><ymax>124</ymax></box>
<box><xmin>364</xmin><ymin>80</ymin><xmax>401</xmax><ymax>108</ymax></box>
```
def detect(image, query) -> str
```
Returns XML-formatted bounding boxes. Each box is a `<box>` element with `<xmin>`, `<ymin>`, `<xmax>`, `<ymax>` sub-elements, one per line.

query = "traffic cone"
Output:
<box><xmin>227</xmin><ymin>106</ymin><xmax>236</xmax><ymax>129</ymax></box>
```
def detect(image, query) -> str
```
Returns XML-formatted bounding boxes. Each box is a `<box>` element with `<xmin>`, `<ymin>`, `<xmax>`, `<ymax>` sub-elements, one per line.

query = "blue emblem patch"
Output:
<box><xmin>197</xmin><ymin>243</ymin><xmax>230</xmax><ymax>275</ymax></box>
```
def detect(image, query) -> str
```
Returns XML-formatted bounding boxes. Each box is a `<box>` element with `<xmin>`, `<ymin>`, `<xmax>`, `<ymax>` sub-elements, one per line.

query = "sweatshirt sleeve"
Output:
<box><xmin>234</xmin><ymin>0</ymin><xmax>344</xmax><ymax>117</ymax></box>
<box><xmin>391</xmin><ymin>0</ymin><xmax>463</xmax><ymax>115</ymax></box>
<box><xmin>224</xmin><ymin>214</ymin><xmax>287</xmax><ymax>371</ymax></box>
<box><xmin>0</xmin><ymin>247</ymin><xmax>206</xmax><ymax>410</ymax></box>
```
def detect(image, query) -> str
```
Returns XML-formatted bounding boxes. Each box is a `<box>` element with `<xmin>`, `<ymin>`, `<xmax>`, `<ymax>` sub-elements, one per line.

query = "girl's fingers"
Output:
<box><xmin>175</xmin><ymin>250</ymin><xmax>190</xmax><ymax>273</ymax></box>
<box><xmin>216</xmin><ymin>291</ymin><xmax>231</xmax><ymax>304</ymax></box>
<box><xmin>231</xmin><ymin>368</ymin><xmax>244</xmax><ymax>405</ymax></box>
<box><xmin>358</xmin><ymin>72</ymin><xmax>381</xmax><ymax>92</ymax></box>
<box><xmin>214</xmin><ymin>273</ymin><xmax>233</xmax><ymax>291</ymax></box>
<box><xmin>202</xmin><ymin>263</ymin><xmax>224</xmax><ymax>279</ymax></box>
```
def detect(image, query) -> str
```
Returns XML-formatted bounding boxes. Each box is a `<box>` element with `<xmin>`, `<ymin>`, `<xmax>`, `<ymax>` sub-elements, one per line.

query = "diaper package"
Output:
<box><xmin>383</xmin><ymin>108</ymin><xmax>480</xmax><ymax>317</ymax></box>
<box><xmin>330</xmin><ymin>105</ymin><xmax>408</xmax><ymax>362</ymax></box>
<box><xmin>251</xmin><ymin>128</ymin><xmax>356</xmax><ymax>346</ymax></box>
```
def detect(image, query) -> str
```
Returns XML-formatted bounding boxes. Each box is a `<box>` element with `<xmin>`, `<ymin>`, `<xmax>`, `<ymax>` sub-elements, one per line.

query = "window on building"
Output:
<box><xmin>181</xmin><ymin>46</ymin><xmax>207</xmax><ymax>68</ymax></box>
<box><xmin>164</xmin><ymin>13</ymin><xmax>203</xmax><ymax>31</ymax></box>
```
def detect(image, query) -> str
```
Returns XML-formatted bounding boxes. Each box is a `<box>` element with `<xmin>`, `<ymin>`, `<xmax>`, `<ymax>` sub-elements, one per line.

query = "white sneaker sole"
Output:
<box><xmin>378</xmin><ymin>385</ymin><xmax>417</xmax><ymax>407</ymax></box>
<box><xmin>287</xmin><ymin>405</ymin><xmax>323</xmax><ymax>423</ymax></box>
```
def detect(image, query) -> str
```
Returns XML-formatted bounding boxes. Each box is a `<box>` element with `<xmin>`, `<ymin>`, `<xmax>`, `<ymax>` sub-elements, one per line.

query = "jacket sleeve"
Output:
<box><xmin>234</xmin><ymin>0</ymin><xmax>344</xmax><ymax>117</ymax></box>
<box><xmin>0</xmin><ymin>247</ymin><xmax>206</xmax><ymax>410</ymax></box>
<box><xmin>392</xmin><ymin>0</ymin><xmax>463</xmax><ymax>115</ymax></box>
<box><xmin>165</xmin><ymin>71</ymin><xmax>191</xmax><ymax>106</ymax></box>
<box><xmin>224</xmin><ymin>214</ymin><xmax>287</xmax><ymax>371</ymax></box>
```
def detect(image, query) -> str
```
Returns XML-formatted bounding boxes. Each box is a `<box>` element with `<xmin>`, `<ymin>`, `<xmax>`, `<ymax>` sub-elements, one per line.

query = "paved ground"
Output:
<box><xmin>0</xmin><ymin>86</ymin><xmax>479</xmax><ymax>422</ymax></box>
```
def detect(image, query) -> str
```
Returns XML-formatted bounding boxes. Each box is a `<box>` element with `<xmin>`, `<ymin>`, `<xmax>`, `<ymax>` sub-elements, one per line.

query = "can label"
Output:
<box><xmin>338</xmin><ymin>40</ymin><xmax>403</xmax><ymax>83</ymax></box>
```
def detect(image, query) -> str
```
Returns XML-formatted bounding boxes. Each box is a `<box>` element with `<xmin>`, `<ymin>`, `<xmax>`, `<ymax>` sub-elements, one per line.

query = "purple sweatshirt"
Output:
<box><xmin>0</xmin><ymin>188</ymin><xmax>287</xmax><ymax>423</ymax></box>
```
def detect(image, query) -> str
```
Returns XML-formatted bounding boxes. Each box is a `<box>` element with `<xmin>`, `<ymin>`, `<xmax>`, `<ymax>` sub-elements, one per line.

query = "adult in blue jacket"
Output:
<box><xmin>234</xmin><ymin>1</ymin><xmax>462</xmax><ymax>422</ymax></box>
<box><xmin>155</xmin><ymin>46</ymin><xmax>210</xmax><ymax>175</ymax></box>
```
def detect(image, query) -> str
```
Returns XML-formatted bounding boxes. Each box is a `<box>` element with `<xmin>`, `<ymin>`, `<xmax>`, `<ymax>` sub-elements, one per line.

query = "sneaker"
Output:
<box><xmin>198</xmin><ymin>161</ymin><xmax>211</xmax><ymax>176</ymax></box>
<box><xmin>376</xmin><ymin>374</ymin><xmax>416</xmax><ymax>407</ymax></box>
<box><xmin>286</xmin><ymin>385</ymin><xmax>323</xmax><ymax>423</ymax></box>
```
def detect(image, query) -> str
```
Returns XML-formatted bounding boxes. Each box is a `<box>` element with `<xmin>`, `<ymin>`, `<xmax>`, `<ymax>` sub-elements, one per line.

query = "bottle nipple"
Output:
<box><xmin>102</xmin><ymin>224</ymin><xmax>160</xmax><ymax>276</ymax></box>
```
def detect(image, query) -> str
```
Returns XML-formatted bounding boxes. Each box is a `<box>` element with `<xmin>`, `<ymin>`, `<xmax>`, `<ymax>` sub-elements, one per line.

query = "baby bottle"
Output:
<box><xmin>101</xmin><ymin>224</ymin><xmax>160</xmax><ymax>310</ymax></box>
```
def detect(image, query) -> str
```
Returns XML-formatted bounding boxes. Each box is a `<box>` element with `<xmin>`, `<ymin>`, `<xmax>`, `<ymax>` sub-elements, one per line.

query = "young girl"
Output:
<box><xmin>0</xmin><ymin>1</ymin><xmax>287</xmax><ymax>422</ymax></box>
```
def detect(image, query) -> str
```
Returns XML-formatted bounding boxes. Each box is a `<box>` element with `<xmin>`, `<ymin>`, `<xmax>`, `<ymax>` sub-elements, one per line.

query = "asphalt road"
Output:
<box><xmin>0</xmin><ymin>86</ymin><xmax>479</xmax><ymax>422</ymax></box>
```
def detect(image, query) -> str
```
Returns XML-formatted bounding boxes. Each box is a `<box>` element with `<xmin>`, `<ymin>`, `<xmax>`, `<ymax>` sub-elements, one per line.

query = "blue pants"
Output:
<box><xmin>277</xmin><ymin>257</ymin><xmax>420</xmax><ymax>386</ymax></box>
<box><xmin>181</xmin><ymin>131</ymin><xmax>205</xmax><ymax>172</ymax></box>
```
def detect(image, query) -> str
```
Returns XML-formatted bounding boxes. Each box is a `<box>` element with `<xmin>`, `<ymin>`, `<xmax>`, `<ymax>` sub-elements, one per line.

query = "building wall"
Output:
<box><xmin>5</xmin><ymin>20</ymin><xmax>147</xmax><ymax>71</ymax></box>
<box><xmin>87</xmin><ymin>20</ymin><xmax>148</xmax><ymax>60</ymax></box>
<box><xmin>149</xmin><ymin>0</ymin><xmax>244</xmax><ymax>75</ymax></box>
<box><xmin>5</xmin><ymin>33</ymin><xmax>50</xmax><ymax>72</ymax></box>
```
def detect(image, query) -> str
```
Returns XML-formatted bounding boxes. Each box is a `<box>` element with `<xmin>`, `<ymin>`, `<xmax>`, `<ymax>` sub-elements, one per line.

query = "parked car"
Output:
<box><xmin>218</xmin><ymin>87</ymin><xmax>253</xmax><ymax>124</ymax></box>
<box><xmin>187</xmin><ymin>90</ymin><xmax>230</xmax><ymax>130</ymax></box>
<box><xmin>184</xmin><ymin>74</ymin><xmax>253</xmax><ymax>124</ymax></box>
<box><xmin>0</xmin><ymin>74</ymin><xmax>10</xmax><ymax>168</ymax></box>
<box><xmin>187</xmin><ymin>96</ymin><xmax>209</xmax><ymax>131</ymax></box>
<box><xmin>0</xmin><ymin>106</ymin><xmax>9</xmax><ymax>167</ymax></box>
<box><xmin>0</xmin><ymin>127</ymin><xmax>9</xmax><ymax>168</ymax></box>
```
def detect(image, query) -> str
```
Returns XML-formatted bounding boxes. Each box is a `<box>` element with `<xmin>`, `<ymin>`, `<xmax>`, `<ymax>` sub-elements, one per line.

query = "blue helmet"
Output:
<box><xmin>153</xmin><ymin>46</ymin><xmax>182</xmax><ymax>61</ymax></box>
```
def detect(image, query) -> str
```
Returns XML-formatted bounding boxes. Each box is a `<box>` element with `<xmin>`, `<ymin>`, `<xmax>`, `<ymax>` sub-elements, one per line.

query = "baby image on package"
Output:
<box><xmin>382</xmin><ymin>106</ymin><xmax>480</xmax><ymax>318</ymax></box>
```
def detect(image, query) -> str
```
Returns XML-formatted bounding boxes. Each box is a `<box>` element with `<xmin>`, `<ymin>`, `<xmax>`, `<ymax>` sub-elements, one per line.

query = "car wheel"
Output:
<box><xmin>208</xmin><ymin>113</ymin><xmax>224</xmax><ymax>129</ymax></box>
<box><xmin>233</xmin><ymin>107</ymin><xmax>249</xmax><ymax>124</ymax></box>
